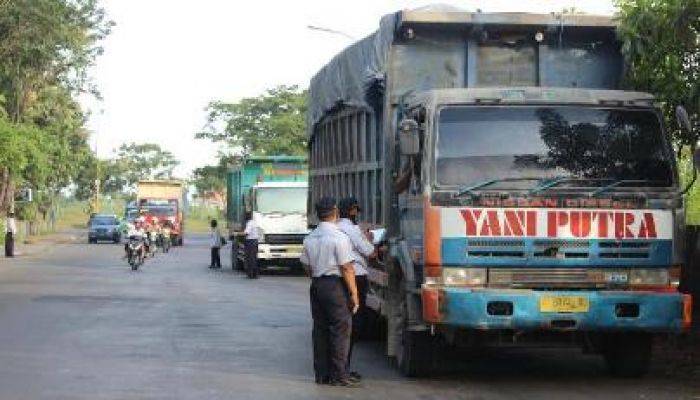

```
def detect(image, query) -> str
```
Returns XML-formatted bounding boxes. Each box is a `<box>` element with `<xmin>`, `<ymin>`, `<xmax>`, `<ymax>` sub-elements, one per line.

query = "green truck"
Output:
<box><xmin>226</xmin><ymin>156</ymin><xmax>309</xmax><ymax>270</ymax></box>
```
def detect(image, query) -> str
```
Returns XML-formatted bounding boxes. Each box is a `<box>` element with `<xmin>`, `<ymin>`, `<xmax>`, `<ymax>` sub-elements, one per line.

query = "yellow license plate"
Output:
<box><xmin>540</xmin><ymin>296</ymin><xmax>589</xmax><ymax>313</ymax></box>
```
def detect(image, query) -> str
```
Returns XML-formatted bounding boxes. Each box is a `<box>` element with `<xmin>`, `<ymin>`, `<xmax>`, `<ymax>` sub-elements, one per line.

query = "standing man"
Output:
<box><xmin>337</xmin><ymin>197</ymin><xmax>376</xmax><ymax>380</ymax></box>
<box><xmin>300</xmin><ymin>197</ymin><xmax>360</xmax><ymax>387</ymax></box>
<box><xmin>243</xmin><ymin>211</ymin><xmax>260</xmax><ymax>279</ymax></box>
<box><xmin>5</xmin><ymin>211</ymin><xmax>17</xmax><ymax>257</ymax></box>
<box><xmin>209</xmin><ymin>219</ymin><xmax>223</xmax><ymax>269</ymax></box>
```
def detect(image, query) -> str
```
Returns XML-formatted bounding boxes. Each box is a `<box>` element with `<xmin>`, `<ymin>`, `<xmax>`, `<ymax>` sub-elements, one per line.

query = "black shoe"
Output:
<box><xmin>330</xmin><ymin>378</ymin><xmax>361</xmax><ymax>388</ymax></box>
<box><xmin>348</xmin><ymin>371</ymin><xmax>362</xmax><ymax>381</ymax></box>
<box><xmin>315</xmin><ymin>376</ymin><xmax>331</xmax><ymax>385</ymax></box>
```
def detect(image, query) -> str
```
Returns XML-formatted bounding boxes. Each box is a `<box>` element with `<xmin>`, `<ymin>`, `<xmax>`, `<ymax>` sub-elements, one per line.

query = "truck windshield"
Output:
<box><xmin>143</xmin><ymin>206</ymin><xmax>176</xmax><ymax>217</ymax></box>
<box><xmin>256</xmin><ymin>187</ymin><xmax>307</xmax><ymax>214</ymax></box>
<box><xmin>91</xmin><ymin>217</ymin><xmax>118</xmax><ymax>226</ymax></box>
<box><xmin>436</xmin><ymin>106</ymin><xmax>673</xmax><ymax>189</ymax></box>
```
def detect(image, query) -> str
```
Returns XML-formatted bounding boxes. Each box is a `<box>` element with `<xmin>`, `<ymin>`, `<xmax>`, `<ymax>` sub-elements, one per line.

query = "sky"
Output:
<box><xmin>82</xmin><ymin>0</ymin><xmax>616</xmax><ymax>178</ymax></box>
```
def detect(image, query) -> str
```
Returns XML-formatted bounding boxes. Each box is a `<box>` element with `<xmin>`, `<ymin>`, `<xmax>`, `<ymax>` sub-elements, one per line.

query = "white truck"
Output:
<box><xmin>227</xmin><ymin>156</ymin><xmax>309</xmax><ymax>271</ymax></box>
<box><xmin>248</xmin><ymin>181</ymin><xmax>308</xmax><ymax>265</ymax></box>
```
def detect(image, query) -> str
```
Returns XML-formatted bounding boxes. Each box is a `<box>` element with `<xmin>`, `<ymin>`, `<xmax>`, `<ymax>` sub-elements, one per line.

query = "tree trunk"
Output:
<box><xmin>0</xmin><ymin>168</ymin><xmax>12</xmax><ymax>214</ymax></box>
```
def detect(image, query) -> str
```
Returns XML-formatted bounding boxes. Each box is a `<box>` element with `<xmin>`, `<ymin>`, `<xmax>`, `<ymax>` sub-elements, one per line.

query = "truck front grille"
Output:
<box><xmin>265</xmin><ymin>234</ymin><xmax>306</xmax><ymax>245</ymax></box>
<box><xmin>489</xmin><ymin>268</ymin><xmax>596</xmax><ymax>288</ymax></box>
<box><xmin>465</xmin><ymin>239</ymin><xmax>652</xmax><ymax>261</ymax></box>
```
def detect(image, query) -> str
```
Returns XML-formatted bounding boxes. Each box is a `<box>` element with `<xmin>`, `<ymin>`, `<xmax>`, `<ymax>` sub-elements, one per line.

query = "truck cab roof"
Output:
<box><xmin>398</xmin><ymin>10</ymin><xmax>615</xmax><ymax>30</ymax></box>
<box><xmin>253</xmin><ymin>181</ymin><xmax>308</xmax><ymax>189</ymax></box>
<box><xmin>409</xmin><ymin>87</ymin><xmax>657</xmax><ymax>109</ymax></box>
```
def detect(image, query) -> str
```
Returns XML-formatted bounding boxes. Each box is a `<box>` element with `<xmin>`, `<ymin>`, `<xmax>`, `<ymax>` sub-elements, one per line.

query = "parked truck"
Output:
<box><xmin>226</xmin><ymin>156</ymin><xmax>309</xmax><ymax>270</ymax></box>
<box><xmin>307</xmin><ymin>9</ymin><xmax>695</xmax><ymax>377</ymax></box>
<box><xmin>136</xmin><ymin>180</ymin><xmax>186</xmax><ymax>245</ymax></box>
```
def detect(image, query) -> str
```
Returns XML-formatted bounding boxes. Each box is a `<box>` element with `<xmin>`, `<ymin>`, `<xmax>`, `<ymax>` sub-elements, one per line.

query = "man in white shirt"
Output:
<box><xmin>5</xmin><ymin>212</ymin><xmax>17</xmax><ymax>257</ymax></box>
<box><xmin>337</xmin><ymin>197</ymin><xmax>376</xmax><ymax>380</ymax></box>
<box><xmin>243</xmin><ymin>212</ymin><xmax>260</xmax><ymax>278</ymax></box>
<box><xmin>300</xmin><ymin>197</ymin><xmax>359</xmax><ymax>387</ymax></box>
<box><xmin>124</xmin><ymin>221</ymin><xmax>146</xmax><ymax>259</ymax></box>
<box><xmin>209</xmin><ymin>219</ymin><xmax>224</xmax><ymax>269</ymax></box>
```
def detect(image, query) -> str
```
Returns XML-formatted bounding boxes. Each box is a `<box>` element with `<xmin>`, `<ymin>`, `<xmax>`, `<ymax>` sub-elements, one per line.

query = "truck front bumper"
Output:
<box><xmin>422</xmin><ymin>287</ymin><xmax>692</xmax><ymax>333</ymax></box>
<box><xmin>257</xmin><ymin>243</ymin><xmax>303</xmax><ymax>261</ymax></box>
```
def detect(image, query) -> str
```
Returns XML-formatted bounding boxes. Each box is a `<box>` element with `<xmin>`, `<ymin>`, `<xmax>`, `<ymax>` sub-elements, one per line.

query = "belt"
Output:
<box><xmin>312</xmin><ymin>275</ymin><xmax>341</xmax><ymax>280</ymax></box>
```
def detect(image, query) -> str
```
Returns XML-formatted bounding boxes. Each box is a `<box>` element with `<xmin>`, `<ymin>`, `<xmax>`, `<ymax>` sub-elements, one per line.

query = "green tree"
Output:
<box><xmin>0</xmin><ymin>0</ymin><xmax>112</xmax><ymax>214</ymax></box>
<box><xmin>616</xmin><ymin>0</ymin><xmax>699</xmax><ymax>146</ymax></box>
<box><xmin>74</xmin><ymin>143</ymin><xmax>181</xmax><ymax>198</ymax></box>
<box><xmin>616</xmin><ymin>0</ymin><xmax>700</xmax><ymax>222</ymax></box>
<box><xmin>0</xmin><ymin>0</ymin><xmax>112</xmax><ymax>123</ymax></box>
<box><xmin>191</xmin><ymin>164</ymin><xmax>226</xmax><ymax>195</ymax></box>
<box><xmin>112</xmin><ymin>142</ymin><xmax>180</xmax><ymax>190</ymax></box>
<box><xmin>196</xmin><ymin>85</ymin><xmax>308</xmax><ymax>156</ymax></box>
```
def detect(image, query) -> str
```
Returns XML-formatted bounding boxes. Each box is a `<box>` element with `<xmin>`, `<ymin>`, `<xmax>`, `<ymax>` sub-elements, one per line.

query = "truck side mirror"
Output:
<box><xmin>676</xmin><ymin>105</ymin><xmax>692</xmax><ymax>134</ymax></box>
<box><xmin>677</xmin><ymin>106</ymin><xmax>699</xmax><ymax>169</ymax></box>
<box><xmin>398</xmin><ymin>118</ymin><xmax>420</xmax><ymax>156</ymax></box>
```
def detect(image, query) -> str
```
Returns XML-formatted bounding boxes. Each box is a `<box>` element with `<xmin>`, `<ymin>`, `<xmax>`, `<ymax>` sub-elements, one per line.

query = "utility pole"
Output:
<box><xmin>90</xmin><ymin>134</ymin><xmax>101</xmax><ymax>215</ymax></box>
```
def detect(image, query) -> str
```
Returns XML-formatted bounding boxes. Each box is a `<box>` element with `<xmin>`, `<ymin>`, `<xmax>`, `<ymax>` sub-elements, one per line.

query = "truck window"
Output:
<box><xmin>143</xmin><ymin>206</ymin><xmax>176</xmax><ymax>217</ymax></box>
<box><xmin>256</xmin><ymin>187</ymin><xmax>307</xmax><ymax>214</ymax></box>
<box><xmin>91</xmin><ymin>217</ymin><xmax>118</xmax><ymax>226</ymax></box>
<box><xmin>436</xmin><ymin>106</ymin><xmax>673</xmax><ymax>189</ymax></box>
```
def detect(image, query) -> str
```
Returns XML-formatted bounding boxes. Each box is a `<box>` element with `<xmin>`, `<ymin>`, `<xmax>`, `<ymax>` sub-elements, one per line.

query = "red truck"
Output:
<box><xmin>136</xmin><ymin>180</ymin><xmax>186</xmax><ymax>246</ymax></box>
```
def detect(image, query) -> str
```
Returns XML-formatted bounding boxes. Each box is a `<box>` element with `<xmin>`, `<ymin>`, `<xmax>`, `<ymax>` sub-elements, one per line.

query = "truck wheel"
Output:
<box><xmin>603</xmin><ymin>332</ymin><xmax>652</xmax><ymax>378</ymax></box>
<box><xmin>393</xmin><ymin>283</ymin><xmax>437</xmax><ymax>377</ymax></box>
<box><xmin>231</xmin><ymin>242</ymin><xmax>239</xmax><ymax>270</ymax></box>
<box><xmin>396</xmin><ymin>323</ymin><xmax>437</xmax><ymax>377</ymax></box>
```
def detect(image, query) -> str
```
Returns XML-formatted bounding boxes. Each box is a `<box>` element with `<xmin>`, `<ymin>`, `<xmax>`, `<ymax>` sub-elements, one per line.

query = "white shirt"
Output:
<box><xmin>244</xmin><ymin>219</ymin><xmax>261</xmax><ymax>240</ymax></box>
<box><xmin>127</xmin><ymin>226</ymin><xmax>145</xmax><ymax>238</ymax></box>
<box><xmin>5</xmin><ymin>217</ymin><xmax>17</xmax><ymax>235</ymax></box>
<box><xmin>210</xmin><ymin>228</ymin><xmax>223</xmax><ymax>248</ymax></box>
<box><xmin>337</xmin><ymin>218</ymin><xmax>374</xmax><ymax>276</ymax></box>
<box><xmin>300</xmin><ymin>221</ymin><xmax>354</xmax><ymax>277</ymax></box>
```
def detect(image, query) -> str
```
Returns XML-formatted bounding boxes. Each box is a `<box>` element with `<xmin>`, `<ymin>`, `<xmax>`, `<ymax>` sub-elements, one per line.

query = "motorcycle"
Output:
<box><xmin>127</xmin><ymin>236</ymin><xmax>145</xmax><ymax>270</ymax></box>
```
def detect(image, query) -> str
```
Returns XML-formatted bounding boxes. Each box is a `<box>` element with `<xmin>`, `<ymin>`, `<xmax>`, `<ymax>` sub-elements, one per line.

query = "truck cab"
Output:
<box><xmin>249</xmin><ymin>181</ymin><xmax>309</xmax><ymax>263</ymax></box>
<box><xmin>226</xmin><ymin>156</ymin><xmax>309</xmax><ymax>271</ymax></box>
<box><xmin>394</xmin><ymin>87</ymin><xmax>690</xmax><ymax>374</ymax></box>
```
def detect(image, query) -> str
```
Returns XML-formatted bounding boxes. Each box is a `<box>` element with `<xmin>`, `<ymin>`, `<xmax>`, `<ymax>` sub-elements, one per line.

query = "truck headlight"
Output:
<box><xmin>629</xmin><ymin>268</ymin><xmax>669</xmax><ymax>286</ymax></box>
<box><xmin>442</xmin><ymin>268</ymin><xmax>487</xmax><ymax>286</ymax></box>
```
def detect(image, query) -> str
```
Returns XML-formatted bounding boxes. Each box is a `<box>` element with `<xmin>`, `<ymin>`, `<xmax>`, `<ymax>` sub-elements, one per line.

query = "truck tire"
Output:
<box><xmin>396</xmin><ymin>326</ymin><xmax>437</xmax><ymax>377</ymax></box>
<box><xmin>393</xmin><ymin>278</ymin><xmax>437</xmax><ymax>377</ymax></box>
<box><xmin>231</xmin><ymin>242</ymin><xmax>240</xmax><ymax>270</ymax></box>
<box><xmin>603</xmin><ymin>332</ymin><xmax>652</xmax><ymax>378</ymax></box>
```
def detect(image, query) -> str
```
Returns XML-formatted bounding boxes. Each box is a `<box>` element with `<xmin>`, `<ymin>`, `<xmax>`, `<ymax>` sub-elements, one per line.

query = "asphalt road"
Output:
<box><xmin>0</xmin><ymin>233</ymin><xmax>697</xmax><ymax>400</ymax></box>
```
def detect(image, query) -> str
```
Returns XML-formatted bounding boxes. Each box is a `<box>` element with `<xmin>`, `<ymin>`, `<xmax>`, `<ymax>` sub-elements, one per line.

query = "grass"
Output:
<box><xmin>186</xmin><ymin>205</ymin><xmax>224</xmax><ymax>234</ymax></box>
<box><xmin>55</xmin><ymin>201</ymin><xmax>90</xmax><ymax>231</ymax></box>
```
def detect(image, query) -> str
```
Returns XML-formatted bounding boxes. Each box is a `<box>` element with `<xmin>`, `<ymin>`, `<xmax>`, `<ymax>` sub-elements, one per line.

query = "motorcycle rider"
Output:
<box><xmin>125</xmin><ymin>220</ymin><xmax>147</xmax><ymax>259</ymax></box>
<box><xmin>145</xmin><ymin>220</ymin><xmax>158</xmax><ymax>256</ymax></box>
<box><xmin>160</xmin><ymin>220</ymin><xmax>172</xmax><ymax>250</ymax></box>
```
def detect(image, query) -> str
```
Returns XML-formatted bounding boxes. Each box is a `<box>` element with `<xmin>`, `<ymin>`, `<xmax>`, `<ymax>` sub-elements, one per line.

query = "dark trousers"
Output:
<box><xmin>310</xmin><ymin>276</ymin><xmax>352</xmax><ymax>381</ymax></box>
<box><xmin>244</xmin><ymin>239</ymin><xmax>258</xmax><ymax>278</ymax></box>
<box><xmin>210</xmin><ymin>247</ymin><xmax>221</xmax><ymax>268</ymax></box>
<box><xmin>4</xmin><ymin>232</ymin><xmax>14</xmax><ymax>257</ymax></box>
<box><xmin>347</xmin><ymin>274</ymin><xmax>368</xmax><ymax>370</ymax></box>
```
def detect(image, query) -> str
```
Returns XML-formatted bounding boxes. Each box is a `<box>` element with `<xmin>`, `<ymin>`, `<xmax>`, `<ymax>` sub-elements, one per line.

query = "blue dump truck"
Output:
<box><xmin>226</xmin><ymin>156</ymin><xmax>309</xmax><ymax>270</ymax></box>
<box><xmin>307</xmin><ymin>9</ymin><xmax>695</xmax><ymax>377</ymax></box>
